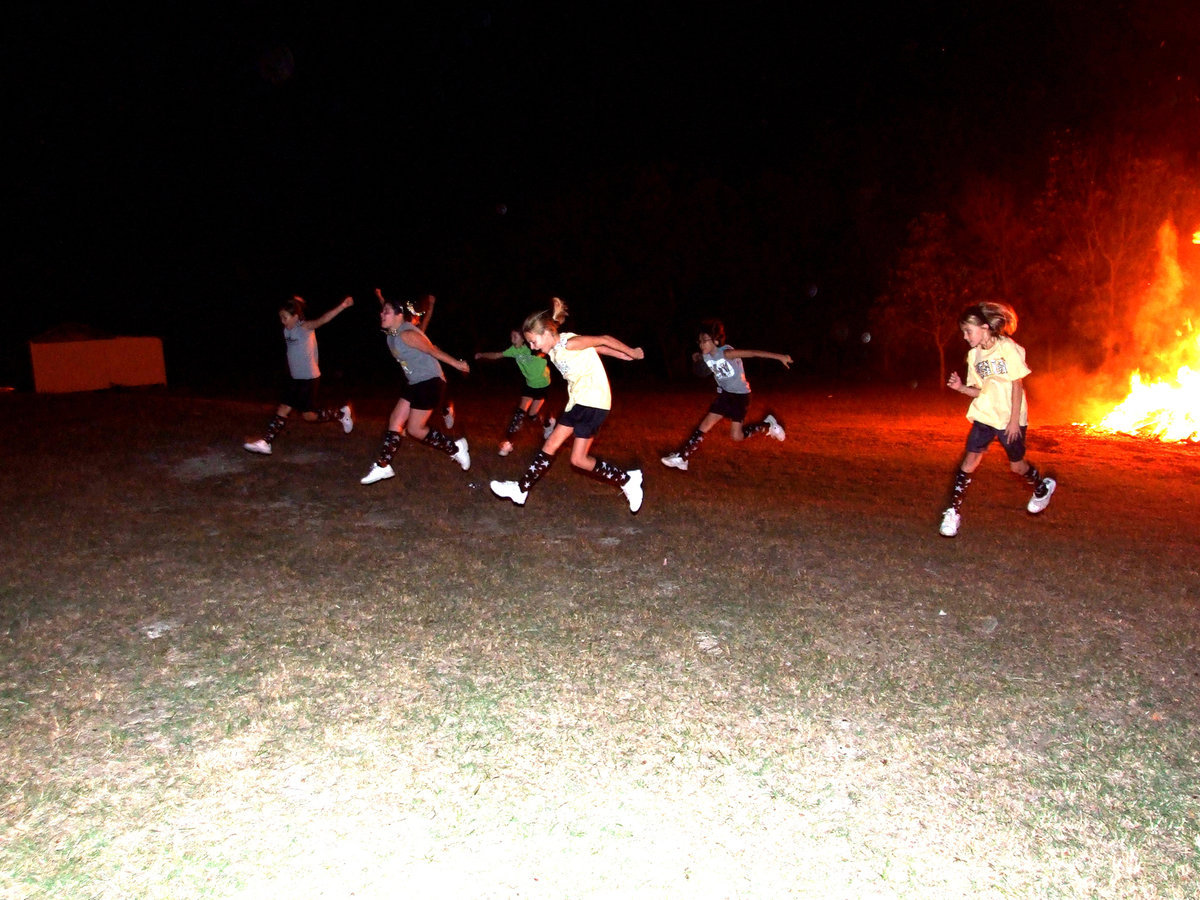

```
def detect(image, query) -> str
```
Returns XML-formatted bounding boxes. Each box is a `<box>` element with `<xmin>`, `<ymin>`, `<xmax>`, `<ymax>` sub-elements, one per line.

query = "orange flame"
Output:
<box><xmin>1087</xmin><ymin>221</ymin><xmax>1200</xmax><ymax>442</ymax></box>
<box><xmin>1095</xmin><ymin>338</ymin><xmax>1199</xmax><ymax>442</ymax></box>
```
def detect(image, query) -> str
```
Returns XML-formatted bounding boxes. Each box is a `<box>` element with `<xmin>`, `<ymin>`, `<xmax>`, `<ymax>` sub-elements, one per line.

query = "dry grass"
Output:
<box><xmin>1</xmin><ymin>383</ymin><xmax>1198</xmax><ymax>899</ymax></box>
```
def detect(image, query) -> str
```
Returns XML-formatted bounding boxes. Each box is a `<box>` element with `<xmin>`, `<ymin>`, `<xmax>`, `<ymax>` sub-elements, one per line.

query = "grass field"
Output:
<box><xmin>1</xmin><ymin>383</ymin><xmax>1198</xmax><ymax>899</ymax></box>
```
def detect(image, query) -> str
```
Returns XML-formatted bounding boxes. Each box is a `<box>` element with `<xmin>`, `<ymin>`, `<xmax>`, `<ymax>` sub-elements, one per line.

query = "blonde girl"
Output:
<box><xmin>940</xmin><ymin>301</ymin><xmax>1056</xmax><ymax>537</ymax></box>
<box><xmin>489</xmin><ymin>298</ymin><xmax>645</xmax><ymax>512</ymax></box>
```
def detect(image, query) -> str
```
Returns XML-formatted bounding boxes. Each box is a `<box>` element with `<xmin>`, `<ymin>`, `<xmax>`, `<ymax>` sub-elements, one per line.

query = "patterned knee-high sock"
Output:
<box><xmin>314</xmin><ymin>407</ymin><xmax>339</xmax><ymax>423</ymax></box>
<box><xmin>1021</xmin><ymin>461</ymin><xmax>1041</xmax><ymax>488</ymax></box>
<box><xmin>592</xmin><ymin>458</ymin><xmax>631</xmax><ymax>487</ymax></box>
<box><xmin>264</xmin><ymin>414</ymin><xmax>288</xmax><ymax>444</ymax></box>
<box><xmin>375</xmin><ymin>430</ymin><xmax>403</xmax><ymax>468</ymax></box>
<box><xmin>505</xmin><ymin>406</ymin><xmax>526</xmax><ymax>437</ymax></box>
<box><xmin>742</xmin><ymin>420</ymin><xmax>769</xmax><ymax>438</ymax></box>
<box><xmin>677</xmin><ymin>429</ymin><xmax>705</xmax><ymax>460</ymax></box>
<box><xmin>422</xmin><ymin>428</ymin><xmax>458</xmax><ymax>456</ymax></box>
<box><xmin>518</xmin><ymin>450</ymin><xmax>555</xmax><ymax>492</ymax></box>
<box><xmin>1021</xmin><ymin>461</ymin><xmax>1052</xmax><ymax>498</ymax></box>
<box><xmin>950</xmin><ymin>469</ymin><xmax>972</xmax><ymax>510</ymax></box>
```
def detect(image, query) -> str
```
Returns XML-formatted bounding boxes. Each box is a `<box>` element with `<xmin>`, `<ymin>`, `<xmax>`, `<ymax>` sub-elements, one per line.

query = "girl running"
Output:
<box><xmin>475</xmin><ymin>328</ymin><xmax>556</xmax><ymax>456</ymax></box>
<box><xmin>243</xmin><ymin>294</ymin><xmax>354</xmax><ymax>455</ymax></box>
<box><xmin>361</xmin><ymin>296</ymin><xmax>471</xmax><ymax>485</ymax></box>
<box><xmin>376</xmin><ymin>288</ymin><xmax>456</xmax><ymax>428</ymax></box>
<box><xmin>489</xmin><ymin>297</ymin><xmax>645</xmax><ymax>512</ymax></box>
<box><xmin>940</xmin><ymin>301</ymin><xmax>1056</xmax><ymax>537</ymax></box>
<box><xmin>660</xmin><ymin>318</ymin><xmax>791</xmax><ymax>471</ymax></box>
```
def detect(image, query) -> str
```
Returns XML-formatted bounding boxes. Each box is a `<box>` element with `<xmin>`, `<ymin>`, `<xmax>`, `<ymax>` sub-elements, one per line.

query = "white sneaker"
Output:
<box><xmin>339</xmin><ymin>405</ymin><xmax>354</xmax><ymax>434</ymax></box>
<box><xmin>243</xmin><ymin>439</ymin><xmax>272</xmax><ymax>455</ymax></box>
<box><xmin>543</xmin><ymin>417</ymin><xmax>557</xmax><ymax>440</ymax></box>
<box><xmin>622</xmin><ymin>469</ymin><xmax>644</xmax><ymax>513</ymax></box>
<box><xmin>661</xmin><ymin>454</ymin><xmax>688</xmax><ymax>471</ymax></box>
<box><xmin>443</xmin><ymin>402</ymin><xmax>455</xmax><ymax>430</ymax></box>
<box><xmin>764</xmin><ymin>414</ymin><xmax>786</xmax><ymax>441</ymax></box>
<box><xmin>1027</xmin><ymin>477</ymin><xmax>1056</xmax><ymax>514</ymax></box>
<box><xmin>499</xmin><ymin>441</ymin><xmax>514</xmax><ymax>457</ymax></box>
<box><xmin>452</xmin><ymin>437</ymin><xmax>471</xmax><ymax>471</ymax></box>
<box><xmin>361</xmin><ymin>463</ymin><xmax>395</xmax><ymax>485</ymax></box>
<box><xmin>939</xmin><ymin>507</ymin><xmax>961</xmax><ymax>537</ymax></box>
<box><xmin>490</xmin><ymin>480</ymin><xmax>527</xmax><ymax>505</ymax></box>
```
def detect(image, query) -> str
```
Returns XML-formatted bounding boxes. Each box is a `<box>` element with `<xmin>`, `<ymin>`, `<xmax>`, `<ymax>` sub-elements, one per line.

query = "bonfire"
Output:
<box><xmin>1089</xmin><ymin>222</ymin><xmax>1200</xmax><ymax>443</ymax></box>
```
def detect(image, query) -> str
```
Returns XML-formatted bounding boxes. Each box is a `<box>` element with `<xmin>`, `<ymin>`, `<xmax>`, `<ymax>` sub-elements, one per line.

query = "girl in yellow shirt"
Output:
<box><xmin>490</xmin><ymin>297</ymin><xmax>646</xmax><ymax>513</ymax></box>
<box><xmin>940</xmin><ymin>301</ymin><xmax>1056</xmax><ymax>537</ymax></box>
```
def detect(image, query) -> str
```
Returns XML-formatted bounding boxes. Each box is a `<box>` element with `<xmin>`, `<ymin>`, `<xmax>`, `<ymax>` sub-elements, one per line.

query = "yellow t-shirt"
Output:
<box><xmin>966</xmin><ymin>335</ymin><xmax>1030</xmax><ymax>429</ymax></box>
<box><xmin>547</xmin><ymin>332</ymin><xmax>612</xmax><ymax>411</ymax></box>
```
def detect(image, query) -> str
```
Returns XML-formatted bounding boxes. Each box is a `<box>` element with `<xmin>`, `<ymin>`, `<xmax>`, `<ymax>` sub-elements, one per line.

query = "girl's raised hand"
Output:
<box><xmin>947</xmin><ymin>372</ymin><xmax>962</xmax><ymax>391</ymax></box>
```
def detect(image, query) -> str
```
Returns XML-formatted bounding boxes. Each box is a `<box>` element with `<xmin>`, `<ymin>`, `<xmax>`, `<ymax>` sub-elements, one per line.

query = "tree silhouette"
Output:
<box><xmin>1032</xmin><ymin>134</ymin><xmax>1200</xmax><ymax>370</ymax></box>
<box><xmin>871</xmin><ymin>212</ymin><xmax>979</xmax><ymax>384</ymax></box>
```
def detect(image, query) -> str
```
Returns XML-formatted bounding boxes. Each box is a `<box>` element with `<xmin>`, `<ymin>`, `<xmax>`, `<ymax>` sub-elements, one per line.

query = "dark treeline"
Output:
<box><xmin>7</xmin><ymin>3</ymin><xmax>1200</xmax><ymax>392</ymax></box>
<box><xmin>872</xmin><ymin>132</ymin><xmax>1200</xmax><ymax>387</ymax></box>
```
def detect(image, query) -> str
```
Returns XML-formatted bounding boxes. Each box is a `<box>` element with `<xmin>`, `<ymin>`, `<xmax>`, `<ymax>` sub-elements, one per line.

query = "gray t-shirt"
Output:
<box><xmin>283</xmin><ymin>323</ymin><xmax>319</xmax><ymax>379</ymax></box>
<box><xmin>386</xmin><ymin>321</ymin><xmax>444</xmax><ymax>384</ymax></box>
<box><xmin>702</xmin><ymin>344</ymin><xmax>750</xmax><ymax>395</ymax></box>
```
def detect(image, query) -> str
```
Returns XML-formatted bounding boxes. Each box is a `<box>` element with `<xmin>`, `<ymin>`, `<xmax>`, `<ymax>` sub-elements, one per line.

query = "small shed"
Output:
<box><xmin>29</xmin><ymin>324</ymin><xmax>167</xmax><ymax>393</ymax></box>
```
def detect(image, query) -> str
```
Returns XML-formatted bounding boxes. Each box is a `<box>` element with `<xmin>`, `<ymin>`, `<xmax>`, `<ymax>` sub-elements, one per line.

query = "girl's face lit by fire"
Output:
<box><xmin>279</xmin><ymin>310</ymin><xmax>300</xmax><ymax>329</ymax></box>
<box><xmin>960</xmin><ymin>322</ymin><xmax>994</xmax><ymax>350</ymax></box>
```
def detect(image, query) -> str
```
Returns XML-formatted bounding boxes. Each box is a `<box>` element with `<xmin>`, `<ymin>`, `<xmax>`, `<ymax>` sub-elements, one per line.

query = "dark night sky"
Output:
<box><xmin>7</xmin><ymin>2</ymin><xmax>1197</xmax><ymax>386</ymax></box>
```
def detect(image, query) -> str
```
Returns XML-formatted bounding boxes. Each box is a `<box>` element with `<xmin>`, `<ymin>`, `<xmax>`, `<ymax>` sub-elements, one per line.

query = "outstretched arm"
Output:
<box><xmin>474</xmin><ymin>350</ymin><xmax>506</xmax><ymax>361</ymax></box>
<box><xmin>724</xmin><ymin>348</ymin><xmax>792</xmax><ymax>368</ymax></box>
<box><xmin>305</xmin><ymin>296</ymin><xmax>354</xmax><ymax>330</ymax></box>
<box><xmin>565</xmin><ymin>334</ymin><xmax>644</xmax><ymax>361</ymax></box>
<box><xmin>402</xmin><ymin>329</ymin><xmax>469</xmax><ymax>374</ymax></box>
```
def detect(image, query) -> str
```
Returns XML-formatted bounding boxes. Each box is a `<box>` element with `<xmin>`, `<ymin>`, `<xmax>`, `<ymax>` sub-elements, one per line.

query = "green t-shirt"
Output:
<box><xmin>503</xmin><ymin>344</ymin><xmax>552</xmax><ymax>389</ymax></box>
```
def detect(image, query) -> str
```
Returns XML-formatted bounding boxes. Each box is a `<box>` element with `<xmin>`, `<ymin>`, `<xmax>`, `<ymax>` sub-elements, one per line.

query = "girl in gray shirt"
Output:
<box><xmin>243</xmin><ymin>295</ymin><xmax>354</xmax><ymax>455</ymax></box>
<box><xmin>660</xmin><ymin>318</ymin><xmax>791</xmax><ymax>472</ymax></box>
<box><xmin>361</xmin><ymin>296</ymin><xmax>472</xmax><ymax>485</ymax></box>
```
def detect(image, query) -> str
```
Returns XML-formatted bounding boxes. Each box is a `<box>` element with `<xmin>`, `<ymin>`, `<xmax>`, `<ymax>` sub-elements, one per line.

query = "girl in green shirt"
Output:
<box><xmin>475</xmin><ymin>328</ymin><xmax>556</xmax><ymax>456</ymax></box>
